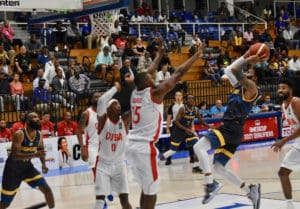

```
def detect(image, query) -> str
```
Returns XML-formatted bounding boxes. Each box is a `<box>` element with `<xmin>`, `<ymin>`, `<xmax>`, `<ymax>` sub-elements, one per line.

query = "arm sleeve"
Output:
<box><xmin>97</xmin><ymin>86</ymin><xmax>118</xmax><ymax>116</ymax></box>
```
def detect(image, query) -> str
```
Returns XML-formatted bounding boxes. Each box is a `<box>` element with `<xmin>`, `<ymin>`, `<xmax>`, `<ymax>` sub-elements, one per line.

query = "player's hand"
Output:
<box><xmin>114</xmin><ymin>82</ymin><xmax>121</xmax><ymax>92</ymax></box>
<box><xmin>271</xmin><ymin>139</ymin><xmax>286</xmax><ymax>152</ymax></box>
<box><xmin>80</xmin><ymin>146</ymin><xmax>88</xmax><ymax>162</ymax></box>
<box><xmin>35</xmin><ymin>150</ymin><xmax>46</xmax><ymax>158</ymax></box>
<box><xmin>42</xmin><ymin>164</ymin><xmax>48</xmax><ymax>174</ymax></box>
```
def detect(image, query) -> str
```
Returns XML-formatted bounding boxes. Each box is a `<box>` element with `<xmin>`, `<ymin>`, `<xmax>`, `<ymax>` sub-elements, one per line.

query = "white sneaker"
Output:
<box><xmin>247</xmin><ymin>184</ymin><xmax>261</xmax><ymax>209</ymax></box>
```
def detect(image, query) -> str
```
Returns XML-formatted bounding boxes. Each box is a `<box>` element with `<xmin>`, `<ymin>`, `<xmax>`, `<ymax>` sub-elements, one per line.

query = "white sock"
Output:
<box><xmin>93</xmin><ymin>199</ymin><xmax>105</xmax><ymax>209</ymax></box>
<box><xmin>204</xmin><ymin>175</ymin><xmax>214</xmax><ymax>184</ymax></box>
<box><xmin>213</xmin><ymin>162</ymin><xmax>245</xmax><ymax>191</ymax></box>
<box><xmin>163</xmin><ymin>150</ymin><xmax>176</xmax><ymax>159</ymax></box>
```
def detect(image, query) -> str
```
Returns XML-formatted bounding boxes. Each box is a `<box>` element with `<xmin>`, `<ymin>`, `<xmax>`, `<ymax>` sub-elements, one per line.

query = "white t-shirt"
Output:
<box><xmin>288</xmin><ymin>59</ymin><xmax>300</xmax><ymax>71</ymax></box>
<box><xmin>156</xmin><ymin>71</ymin><xmax>171</xmax><ymax>85</ymax></box>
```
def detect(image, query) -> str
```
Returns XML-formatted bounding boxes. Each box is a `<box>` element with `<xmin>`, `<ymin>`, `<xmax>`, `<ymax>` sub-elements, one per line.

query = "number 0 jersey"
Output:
<box><xmin>98</xmin><ymin>116</ymin><xmax>127</xmax><ymax>163</ymax></box>
<box><xmin>129</xmin><ymin>87</ymin><xmax>163</xmax><ymax>143</ymax></box>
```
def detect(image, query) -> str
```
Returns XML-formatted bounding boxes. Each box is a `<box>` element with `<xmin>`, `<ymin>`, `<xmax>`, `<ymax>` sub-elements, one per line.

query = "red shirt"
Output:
<box><xmin>40</xmin><ymin>121</ymin><xmax>54</xmax><ymax>138</ymax></box>
<box><xmin>0</xmin><ymin>128</ymin><xmax>12</xmax><ymax>142</ymax></box>
<box><xmin>12</xmin><ymin>122</ymin><xmax>25</xmax><ymax>133</ymax></box>
<box><xmin>115</xmin><ymin>38</ymin><xmax>127</xmax><ymax>50</ymax></box>
<box><xmin>57</xmin><ymin>120</ymin><xmax>78</xmax><ymax>136</ymax></box>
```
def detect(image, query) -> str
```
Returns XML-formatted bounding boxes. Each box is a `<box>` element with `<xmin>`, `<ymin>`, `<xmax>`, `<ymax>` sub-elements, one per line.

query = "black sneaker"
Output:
<box><xmin>165</xmin><ymin>157</ymin><xmax>172</xmax><ymax>165</ymax></box>
<box><xmin>202</xmin><ymin>180</ymin><xmax>223</xmax><ymax>204</ymax></box>
<box><xmin>192</xmin><ymin>166</ymin><xmax>203</xmax><ymax>174</ymax></box>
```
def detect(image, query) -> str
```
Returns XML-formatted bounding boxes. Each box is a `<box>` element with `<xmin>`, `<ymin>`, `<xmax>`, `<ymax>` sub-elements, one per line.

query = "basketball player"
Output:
<box><xmin>93</xmin><ymin>83</ymin><xmax>132</xmax><ymax>209</ymax></box>
<box><xmin>192</xmin><ymin>50</ymin><xmax>266</xmax><ymax>209</ymax></box>
<box><xmin>271</xmin><ymin>78</ymin><xmax>300</xmax><ymax>209</ymax></box>
<box><xmin>164</xmin><ymin>91</ymin><xmax>184</xmax><ymax>165</ymax></box>
<box><xmin>126</xmin><ymin>41</ymin><xmax>206</xmax><ymax>209</ymax></box>
<box><xmin>0</xmin><ymin>112</ymin><xmax>55</xmax><ymax>209</ymax></box>
<box><xmin>77</xmin><ymin>92</ymin><xmax>102</xmax><ymax>177</ymax></box>
<box><xmin>161</xmin><ymin>94</ymin><xmax>211</xmax><ymax>173</ymax></box>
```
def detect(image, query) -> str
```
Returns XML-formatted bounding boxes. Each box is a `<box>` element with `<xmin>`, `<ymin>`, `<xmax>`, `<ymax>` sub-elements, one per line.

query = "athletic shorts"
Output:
<box><xmin>204</xmin><ymin>124</ymin><xmax>242</xmax><ymax>166</ymax></box>
<box><xmin>126</xmin><ymin>141</ymin><xmax>159</xmax><ymax>195</ymax></box>
<box><xmin>1</xmin><ymin>157</ymin><xmax>47</xmax><ymax>204</ymax></box>
<box><xmin>95</xmin><ymin>160</ymin><xmax>128</xmax><ymax>196</ymax></box>
<box><xmin>281</xmin><ymin>146</ymin><xmax>300</xmax><ymax>171</ymax></box>
<box><xmin>170</xmin><ymin>126</ymin><xmax>198</xmax><ymax>150</ymax></box>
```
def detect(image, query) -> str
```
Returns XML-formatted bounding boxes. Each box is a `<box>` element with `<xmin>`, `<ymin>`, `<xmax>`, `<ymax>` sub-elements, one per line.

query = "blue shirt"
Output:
<box><xmin>94</xmin><ymin>51</ymin><xmax>113</xmax><ymax>68</ymax></box>
<box><xmin>210</xmin><ymin>105</ymin><xmax>227</xmax><ymax>116</ymax></box>
<box><xmin>37</xmin><ymin>54</ymin><xmax>50</xmax><ymax>66</ymax></box>
<box><xmin>32</xmin><ymin>87</ymin><xmax>51</xmax><ymax>106</ymax></box>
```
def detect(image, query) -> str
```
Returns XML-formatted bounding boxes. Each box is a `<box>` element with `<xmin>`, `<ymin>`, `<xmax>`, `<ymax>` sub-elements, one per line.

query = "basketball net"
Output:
<box><xmin>90</xmin><ymin>9</ymin><xmax>120</xmax><ymax>37</ymax></box>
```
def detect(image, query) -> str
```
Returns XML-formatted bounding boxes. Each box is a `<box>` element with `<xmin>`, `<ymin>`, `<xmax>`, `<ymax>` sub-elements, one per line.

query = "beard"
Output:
<box><xmin>277</xmin><ymin>93</ymin><xmax>290</xmax><ymax>104</ymax></box>
<box><xmin>28</xmin><ymin>120</ymin><xmax>41</xmax><ymax>130</ymax></box>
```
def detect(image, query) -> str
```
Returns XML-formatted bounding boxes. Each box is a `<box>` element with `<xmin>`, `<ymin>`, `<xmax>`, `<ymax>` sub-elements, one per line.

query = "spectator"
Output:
<box><xmin>68</xmin><ymin>68</ymin><xmax>90</xmax><ymax>98</ymax></box>
<box><xmin>283</xmin><ymin>24</ymin><xmax>299</xmax><ymax>49</ymax></box>
<box><xmin>251</xmin><ymin>105</ymin><xmax>261</xmax><ymax>114</ymax></box>
<box><xmin>156</xmin><ymin>63</ymin><xmax>171</xmax><ymax>85</ymax></box>
<box><xmin>169</xmin><ymin>17</ymin><xmax>186</xmax><ymax>46</ymax></box>
<box><xmin>217</xmin><ymin>2</ymin><xmax>230</xmax><ymax>22</ymax></box>
<box><xmin>66</xmin><ymin>19</ymin><xmax>83</xmax><ymax>49</ymax></box>
<box><xmin>264</xmin><ymin>35</ymin><xmax>275</xmax><ymax>60</ymax></box>
<box><xmin>278</xmin><ymin>8</ymin><xmax>290</xmax><ymax>24</ymax></box>
<box><xmin>2</xmin><ymin>20</ymin><xmax>22</xmax><ymax>47</ymax></box>
<box><xmin>94</xmin><ymin>46</ymin><xmax>114</xmax><ymax>80</ymax></box>
<box><xmin>44</xmin><ymin>57</ymin><xmax>65</xmax><ymax>85</ymax></box>
<box><xmin>159</xmin><ymin>10</ymin><xmax>168</xmax><ymax>22</ymax></box>
<box><xmin>288</xmin><ymin>55</ymin><xmax>300</xmax><ymax>73</ymax></box>
<box><xmin>166</xmin><ymin>27</ymin><xmax>181</xmax><ymax>53</ymax></box>
<box><xmin>137</xmin><ymin>51</ymin><xmax>152</xmax><ymax>72</ymax></box>
<box><xmin>11</xmin><ymin>111</ymin><xmax>26</xmax><ymax>133</ymax></box>
<box><xmin>57</xmin><ymin>136</ymin><xmax>73</xmax><ymax>169</ymax></box>
<box><xmin>275</xmin><ymin>16</ymin><xmax>286</xmax><ymax>34</ymax></box>
<box><xmin>198</xmin><ymin>101</ymin><xmax>212</xmax><ymax>118</ymax></box>
<box><xmin>33</xmin><ymin>68</ymin><xmax>49</xmax><ymax>90</ymax></box>
<box><xmin>131</xmin><ymin>10</ymin><xmax>142</xmax><ymax>22</ymax></box>
<box><xmin>138</xmin><ymin>2</ymin><xmax>152</xmax><ymax>16</ymax></box>
<box><xmin>0</xmin><ymin>69</ymin><xmax>10</xmax><ymax>112</ymax></box>
<box><xmin>40</xmin><ymin>112</ymin><xmax>55</xmax><ymax>138</ymax></box>
<box><xmin>274</xmin><ymin>32</ymin><xmax>288</xmax><ymax>53</ymax></box>
<box><xmin>0</xmin><ymin>43</ymin><xmax>9</xmax><ymax>65</ymax></box>
<box><xmin>57</xmin><ymin>111</ymin><xmax>78</xmax><ymax>136</ymax></box>
<box><xmin>114</xmin><ymin>33</ymin><xmax>127</xmax><ymax>55</ymax></box>
<box><xmin>233</xmin><ymin>31</ymin><xmax>245</xmax><ymax>53</ymax></box>
<box><xmin>14</xmin><ymin>46</ymin><xmax>32</xmax><ymax>76</ymax></box>
<box><xmin>119</xmin><ymin>58</ymin><xmax>137</xmax><ymax>85</ymax></box>
<box><xmin>24</xmin><ymin>34</ymin><xmax>42</xmax><ymax>58</ymax></box>
<box><xmin>217</xmin><ymin>48</ymin><xmax>230</xmax><ymax>76</ymax></box>
<box><xmin>132</xmin><ymin>37</ymin><xmax>146</xmax><ymax>69</ymax></box>
<box><xmin>81</xmin><ymin>21</ymin><xmax>93</xmax><ymax>49</ymax></box>
<box><xmin>32</xmin><ymin>78</ymin><xmax>59</xmax><ymax>113</ymax></box>
<box><xmin>51</xmin><ymin>68</ymin><xmax>75</xmax><ymax>109</ymax></box>
<box><xmin>52</xmin><ymin>21</ymin><xmax>67</xmax><ymax>51</ymax></box>
<box><xmin>243</xmin><ymin>26</ymin><xmax>254</xmax><ymax>46</ymax></box>
<box><xmin>141</xmin><ymin>10</ymin><xmax>153</xmax><ymax>23</ymax></box>
<box><xmin>261</xmin><ymin>5</ymin><xmax>272</xmax><ymax>21</ymax></box>
<box><xmin>40</xmin><ymin>24</ymin><xmax>52</xmax><ymax>47</ymax></box>
<box><xmin>0</xmin><ymin>119</ymin><xmax>12</xmax><ymax>142</ymax></box>
<box><xmin>210</xmin><ymin>99</ymin><xmax>226</xmax><ymax>117</ymax></box>
<box><xmin>0</xmin><ymin>56</ymin><xmax>11</xmax><ymax>79</ymax></box>
<box><xmin>202</xmin><ymin>59</ymin><xmax>222</xmax><ymax>86</ymax></box>
<box><xmin>109</xmin><ymin>19</ymin><xmax>122</xmax><ymax>39</ymax></box>
<box><xmin>104</xmin><ymin>37</ymin><xmax>121</xmax><ymax>68</ymax></box>
<box><xmin>65</xmin><ymin>58</ymin><xmax>80</xmax><ymax>81</ymax></box>
<box><xmin>189</xmin><ymin>34</ymin><xmax>202</xmax><ymax>55</ymax></box>
<box><xmin>37</xmin><ymin>46</ymin><xmax>50</xmax><ymax>69</ymax></box>
<box><xmin>9</xmin><ymin>74</ymin><xmax>29</xmax><ymax>111</ymax></box>
<box><xmin>261</xmin><ymin>95</ymin><xmax>275</xmax><ymax>112</ymax></box>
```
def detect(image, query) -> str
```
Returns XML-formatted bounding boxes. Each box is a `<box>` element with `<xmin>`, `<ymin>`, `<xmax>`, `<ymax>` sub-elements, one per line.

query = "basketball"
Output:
<box><xmin>249</xmin><ymin>43</ymin><xmax>270</xmax><ymax>60</ymax></box>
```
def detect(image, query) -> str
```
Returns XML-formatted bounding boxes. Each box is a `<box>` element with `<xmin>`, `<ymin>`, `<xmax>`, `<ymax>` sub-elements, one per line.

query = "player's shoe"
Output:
<box><xmin>165</xmin><ymin>157</ymin><xmax>172</xmax><ymax>165</ymax></box>
<box><xmin>202</xmin><ymin>180</ymin><xmax>223</xmax><ymax>204</ymax></box>
<box><xmin>192</xmin><ymin>166</ymin><xmax>203</xmax><ymax>174</ymax></box>
<box><xmin>247</xmin><ymin>184</ymin><xmax>261</xmax><ymax>209</ymax></box>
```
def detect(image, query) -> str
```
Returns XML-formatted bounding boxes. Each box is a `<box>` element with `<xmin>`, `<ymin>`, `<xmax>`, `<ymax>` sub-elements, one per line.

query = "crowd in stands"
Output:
<box><xmin>1</xmin><ymin>2</ymin><xmax>300</xmax><ymax>140</ymax></box>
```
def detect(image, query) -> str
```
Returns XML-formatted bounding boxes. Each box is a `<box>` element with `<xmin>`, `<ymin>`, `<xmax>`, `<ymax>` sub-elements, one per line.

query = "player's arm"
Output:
<box><xmin>152</xmin><ymin>44</ymin><xmax>205</xmax><ymax>103</ymax></box>
<box><xmin>76</xmin><ymin>110</ymin><xmax>88</xmax><ymax>149</ymax></box>
<box><xmin>37</xmin><ymin>134</ymin><xmax>48</xmax><ymax>173</ymax></box>
<box><xmin>196</xmin><ymin>108</ymin><xmax>211</xmax><ymax>129</ymax></box>
<box><xmin>121</xmin><ymin>110</ymin><xmax>131</xmax><ymax>133</ymax></box>
<box><xmin>97</xmin><ymin>82</ymin><xmax>121</xmax><ymax>116</ymax></box>
<box><xmin>11</xmin><ymin>131</ymin><xmax>45</xmax><ymax>160</ymax></box>
<box><xmin>147</xmin><ymin>38</ymin><xmax>165</xmax><ymax>78</ymax></box>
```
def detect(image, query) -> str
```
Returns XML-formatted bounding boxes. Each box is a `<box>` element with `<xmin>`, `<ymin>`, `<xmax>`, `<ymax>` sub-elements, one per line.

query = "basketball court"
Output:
<box><xmin>7</xmin><ymin>141</ymin><xmax>300</xmax><ymax>209</ymax></box>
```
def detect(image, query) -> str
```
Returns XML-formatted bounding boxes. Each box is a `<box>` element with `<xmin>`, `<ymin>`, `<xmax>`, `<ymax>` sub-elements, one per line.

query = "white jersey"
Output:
<box><xmin>129</xmin><ymin>87</ymin><xmax>163</xmax><ymax>143</ymax></box>
<box><xmin>98</xmin><ymin>116</ymin><xmax>127</xmax><ymax>163</ymax></box>
<box><xmin>84</xmin><ymin>107</ymin><xmax>99</xmax><ymax>147</ymax></box>
<box><xmin>282</xmin><ymin>97</ymin><xmax>300</xmax><ymax>149</ymax></box>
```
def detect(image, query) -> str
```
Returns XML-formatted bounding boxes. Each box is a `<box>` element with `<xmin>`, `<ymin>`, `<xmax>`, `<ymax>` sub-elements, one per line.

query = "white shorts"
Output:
<box><xmin>95</xmin><ymin>160</ymin><xmax>128</xmax><ymax>196</ymax></box>
<box><xmin>87</xmin><ymin>146</ymin><xmax>98</xmax><ymax>169</ymax></box>
<box><xmin>126</xmin><ymin>141</ymin><xmax>160</xmax><ymax>195</ymax></box>
<box><xmin>281</xmin><ymin>146</ymin><xmax>300</xmax><ymax>171</ymax></box>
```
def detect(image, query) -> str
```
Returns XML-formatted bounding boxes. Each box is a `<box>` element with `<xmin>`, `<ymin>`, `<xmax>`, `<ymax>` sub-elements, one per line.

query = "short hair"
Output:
<box><xmin>134</xmin><ymin>72</ymin><xmax>147</xmax><ymax>89</ymax></box>
<box><xmin>279</xmin><ymin>78</ymin><xmax>295</xmax><ymax>91</ymax></box>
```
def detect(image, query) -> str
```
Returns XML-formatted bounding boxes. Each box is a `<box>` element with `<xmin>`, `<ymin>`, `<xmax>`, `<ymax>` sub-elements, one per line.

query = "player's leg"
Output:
<box><xmin>24</xmin><ymin>165</ymin><xmax>55</xmax><ymax>208</ymax></box>
<box><xmin>93</xmin><ymin>164</ymin><xmax>111</xmax><ymax>209</ymax></box>
<box><xmin>119</xmin><ymin>194</ymin><xmax>132</xmax><ymax>209</ymax></box>
<box><xmin>160</xmin><ymin>130</ymin><xmax>184</xmax><ymax>162</ymax></box>
<box><xmin>278</xmin><ymin>167</ymin><xmax>293</xmax><ymax>199</ymax></box>
<box><xmin>186</xmin><ymin>136</ymin><xmax>203</xmax><ymax>173</ymax></box>
<box><xmin>141</xmin><ymin>193</ymin><xmax>157</xmax><ymax>209</ymax></box>
<box><xmin>0</xmin><ymin>159</ymin><xmax>24</xmax><ymax>208</ymax></box>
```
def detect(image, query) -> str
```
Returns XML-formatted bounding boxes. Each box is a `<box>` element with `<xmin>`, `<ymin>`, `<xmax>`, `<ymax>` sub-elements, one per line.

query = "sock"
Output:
<box><xmin>204</xmin><ymin>175</ymin><xmax>214</xmax><ymax>184</ymax></box>
<box><xmin>163</xmin><ymin>150</ymin><xmax>176</xmax><ymax>159</ymax></box>
<box><xmin>93</xmin><ymin>199</ymin><xmax>105</xmax><ymax>209</ymax></box>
